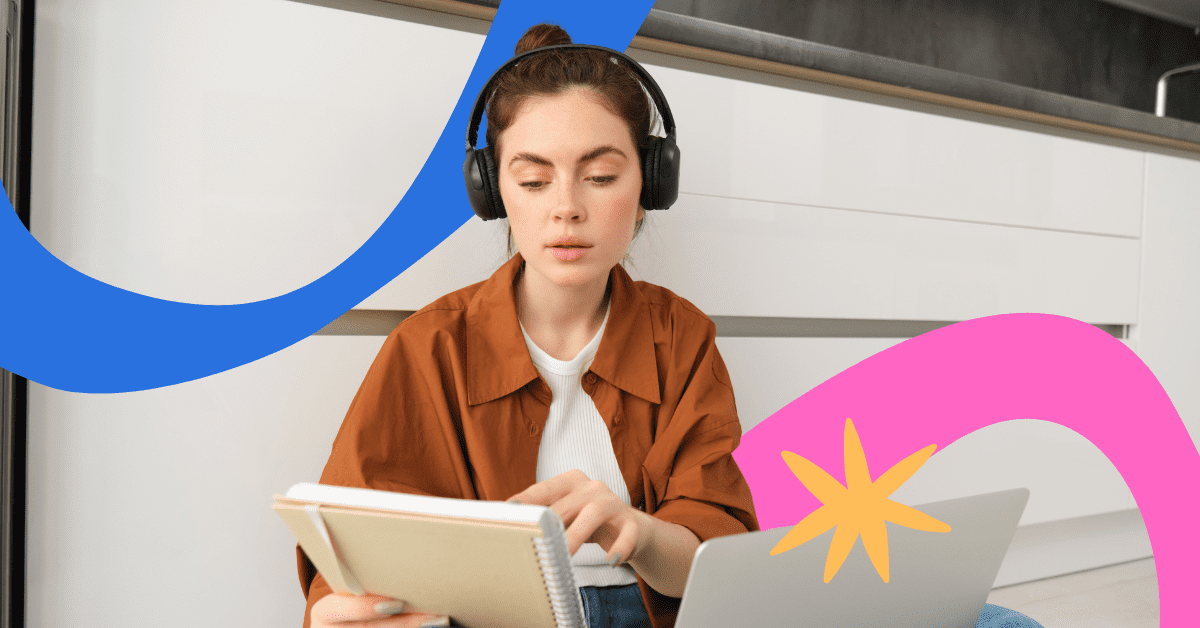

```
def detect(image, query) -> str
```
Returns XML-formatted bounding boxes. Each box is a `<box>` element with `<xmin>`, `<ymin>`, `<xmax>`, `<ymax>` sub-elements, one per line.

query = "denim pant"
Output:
<box><xmin>579</xmin><ymin>583</ymin><xmax>1044</xmax><ymax>628</ymax></box>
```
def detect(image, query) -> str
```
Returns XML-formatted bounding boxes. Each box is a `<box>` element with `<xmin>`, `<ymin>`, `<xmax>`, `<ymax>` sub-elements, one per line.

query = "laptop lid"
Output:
<box><xmin>676</xmin><ymin>488</ymin><xmax>1029</xmax><ymax>628</ymax></box>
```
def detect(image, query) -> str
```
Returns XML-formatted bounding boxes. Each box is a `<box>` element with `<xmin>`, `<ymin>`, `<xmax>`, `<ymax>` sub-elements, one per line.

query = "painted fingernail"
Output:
<box><xmin>374</xmin><ymin>600</ymin><xmax>406</xmax><ymax>615</ymax></box>
<box><xmin>507</xmin><ymin>498</ymin><xmax>522</xmax><ymax>504</ymax></box>
<box><xmin>420</xmin><ymin>616</ymin><xmax>451</xmax><ymax>627</ymax></box>
<box><xmin>608</xmin><ymin>551</ymin><xmax>623</xmax><ymax>566</ymax></box>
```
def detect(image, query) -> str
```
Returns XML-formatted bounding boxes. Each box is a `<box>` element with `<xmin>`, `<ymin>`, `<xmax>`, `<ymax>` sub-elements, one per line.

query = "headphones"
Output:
<box><xmin>464</xmin><ymin>43</ymin><xmax>680</xmax><ymax>221</ymax></box>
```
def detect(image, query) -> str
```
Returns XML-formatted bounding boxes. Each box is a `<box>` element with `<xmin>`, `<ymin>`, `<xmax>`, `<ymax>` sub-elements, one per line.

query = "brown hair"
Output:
<box><xmin>485</xmin><ymin>24</ymin><xmax>657</xmax><ymax>161</ymax></box>
<box><xmin>488</xmin><ymin>24</ymin><xmax>656</xmax><ymax>258</ymax></box>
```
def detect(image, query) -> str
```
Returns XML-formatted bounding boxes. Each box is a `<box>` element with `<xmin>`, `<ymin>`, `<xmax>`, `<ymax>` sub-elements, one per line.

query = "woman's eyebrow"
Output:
<box><xmin>508</xmin><ymin>146</ymin><xmax>628</xmax><ymax>168</ymax></box>
<box><xmin>577</xmin><ymin>145</ymin><xmax>627</xmax><ymax>164</ymax></box>
<box><xmin>509</xmin><ymin>152</ymin><xmax>552</xmax><ymax>167</ymax></box>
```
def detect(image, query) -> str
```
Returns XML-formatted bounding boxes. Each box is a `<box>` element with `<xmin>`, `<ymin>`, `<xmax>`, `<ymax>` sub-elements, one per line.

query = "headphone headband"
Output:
<box><xmin>465</xmin><ymin>43</ymin><xmax>676</xmax><ymax>151</ymax></box>
<box><xmin>463</xmin><ymin>41</ymin><xmax>681</xmax><ymax>220</ymax></box>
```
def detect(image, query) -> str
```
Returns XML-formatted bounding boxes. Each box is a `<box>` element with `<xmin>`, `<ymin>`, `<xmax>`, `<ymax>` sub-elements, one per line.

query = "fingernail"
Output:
<box><xmin>420</xmin><ymin>616</ymin><xmax>451</xmax><ymax>627</ymax></box>
<box><xmin>608</xmin><ymin>551</ymin><xmax>623</xmax><ymax>566</ymax></box>
<box><xmin>374</xmin><ymin>600</ymin><xmax>406</xmax><ymax>615</ymax></box>
<box><xmin>507</xmin><ymin>498</ymin><xmax>522</xmax><ymax>504</ymax></box>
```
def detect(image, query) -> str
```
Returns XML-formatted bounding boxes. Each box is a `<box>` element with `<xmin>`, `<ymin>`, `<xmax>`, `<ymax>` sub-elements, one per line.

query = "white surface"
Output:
<box><xmin>636</xmin><ymin>193</ymin><xmax>1139</xmax><ymax>322</ymax></box>
<box><xmin>355</xmin><ymin>214</ymin><xmax>509</xmax><ymax>309</ymax></box>
<box><xmin>994</xmin><ymin>509</ymin><xmax>1152</xmax><ymax>587</ymax></box>
<box><xmin>720</xmin><ymin>338</ymin><xmax>1141</xmax><ymax>526</ymax></box>
<box><xmin>286</xmin><ymin>483</ymin><xmax>547</xmax><ymax>523</ymax></box>
<box><xmin>1132</xmin><ymin>152</ymin><xmax>1200</xmax><ymax>451</ymax></box>
<box><xmin>989</xmin><ymin>558</ymin><xmax>1159</xmax><ymax>628</ymax></box>
<box><xmin>30</xmin><ymin>0</ymin><xmax>483</xmax><ymax>305</ymax></box>
<box><xmin>366</xmin><ymin>192</ymin><xmax>1143</xmax><ymax>321</ymax></box>
<box><xmin>889</xmin><ymin>417</ymin><xmax>1136</xmax><ymax>526</ymax></box>
<box><xmin>26</xmin><ymin>335</ymin><xmax>386</xmax><ymax>628</ymax></box>
<box><xmin>630</xmin><ymin>49</ymin><xmax>1146</xmax><ymax>239</ymax></box>
<box><xmin>716</xmin><ymin>336</ymin><xmax>905</xmax><ymax>433</ymax></box>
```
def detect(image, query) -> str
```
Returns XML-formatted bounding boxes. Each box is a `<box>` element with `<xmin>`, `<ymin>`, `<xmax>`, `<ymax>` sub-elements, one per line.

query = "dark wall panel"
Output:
<box><xmin>653</xmin><ymin>0</ymin><xmax>1200</xmax><ymax>123</ymax></box>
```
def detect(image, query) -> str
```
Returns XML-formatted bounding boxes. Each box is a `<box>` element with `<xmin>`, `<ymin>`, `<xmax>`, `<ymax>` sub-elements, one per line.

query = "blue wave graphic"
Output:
<box><xmin>0</xmin><ymin>0</ymin><xmax>655</xmax><ymax>393</ymax></box>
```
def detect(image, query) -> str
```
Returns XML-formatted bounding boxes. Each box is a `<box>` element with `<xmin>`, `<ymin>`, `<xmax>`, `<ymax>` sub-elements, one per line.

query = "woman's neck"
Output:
<box><xmin>516</xmin><ymin>264</ymin><xmax>611</xmax><ymax>362</ymax></box>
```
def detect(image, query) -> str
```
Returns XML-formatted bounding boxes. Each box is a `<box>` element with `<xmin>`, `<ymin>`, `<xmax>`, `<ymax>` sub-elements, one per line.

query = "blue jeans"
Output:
<box><xmin>579</xmin><ymin>583</ymin><xmax>1044</xmax><ymax>628</ymax></box>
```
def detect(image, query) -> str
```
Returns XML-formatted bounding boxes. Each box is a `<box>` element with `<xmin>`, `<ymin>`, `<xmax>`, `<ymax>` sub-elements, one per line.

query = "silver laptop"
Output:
<box><xmin>676</xmin><ymin>488</ymin><xmax>1029</xmax><ymax>628</ymax></box>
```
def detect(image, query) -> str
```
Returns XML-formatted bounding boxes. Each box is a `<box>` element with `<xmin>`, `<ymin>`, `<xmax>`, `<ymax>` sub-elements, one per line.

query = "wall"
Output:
<box><xmin>25</xmin><ymin>0</ymin><xmax>1197</xmax><ymax>626</ymax></box>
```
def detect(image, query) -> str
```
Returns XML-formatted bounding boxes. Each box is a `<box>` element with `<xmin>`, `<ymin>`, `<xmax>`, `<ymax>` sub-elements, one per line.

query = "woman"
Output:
<box><xmin>299</xmin><ymin>23</ymin><xmax>1044</xmax><ymax>628</ymax></box>
<box><xmin>300</xmin><ymin>23</ymin><xmax>756</xmax><ymax>628</ymax></box>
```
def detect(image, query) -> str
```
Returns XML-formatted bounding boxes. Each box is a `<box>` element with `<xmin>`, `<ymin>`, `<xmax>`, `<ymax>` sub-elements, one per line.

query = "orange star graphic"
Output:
<box><xmin>771</xmin><ymin>417</ymin><xmax>951</xmax><ymax>583</ymax></box>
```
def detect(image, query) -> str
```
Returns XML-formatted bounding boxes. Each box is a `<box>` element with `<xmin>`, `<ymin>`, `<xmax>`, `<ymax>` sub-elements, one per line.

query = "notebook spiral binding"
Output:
<box><xmin>532</xmin><ymin>514</ymin><xmax>587</xmax><ymax>628</ymax></box>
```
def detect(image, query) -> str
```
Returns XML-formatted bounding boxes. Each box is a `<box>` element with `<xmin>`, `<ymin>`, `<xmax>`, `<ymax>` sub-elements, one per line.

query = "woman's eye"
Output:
<box><xmin>519</xmin><ymin>181</ymin><xmax>547</xmax><ymax>190</ymax></box>
<box><xmin>590</xmin><ymin>175</ymin><xmax>617</xmax><ymax>185</ymax></box>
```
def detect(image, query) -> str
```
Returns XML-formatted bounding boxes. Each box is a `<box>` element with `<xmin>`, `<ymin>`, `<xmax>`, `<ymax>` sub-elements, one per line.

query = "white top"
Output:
<box><xmin>521</xmin><ymin>304</ymin><xmax>639</xmax><ymax>588</ymax></box>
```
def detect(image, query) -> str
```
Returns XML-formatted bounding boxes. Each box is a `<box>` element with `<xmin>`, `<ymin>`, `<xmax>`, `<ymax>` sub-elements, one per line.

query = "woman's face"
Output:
<box><xmin>497</xmin><ymin>87</ymin><xmax>644</xmax><ymax>295</ymax></box>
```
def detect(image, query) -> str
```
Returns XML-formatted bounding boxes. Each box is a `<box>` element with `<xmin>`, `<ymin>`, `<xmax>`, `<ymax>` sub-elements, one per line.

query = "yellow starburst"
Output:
<box><xmin>770</xmin><ymin>417</ymin><xmax>951</xmax><ymax>583</ymax></box>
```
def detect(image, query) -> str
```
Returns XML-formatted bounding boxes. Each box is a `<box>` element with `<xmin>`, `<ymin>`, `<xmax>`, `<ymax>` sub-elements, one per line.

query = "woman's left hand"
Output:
<box><xmin>507</xmin><ymin>469</ymin><xmax>651</xmax><ymax>566</ymax></box>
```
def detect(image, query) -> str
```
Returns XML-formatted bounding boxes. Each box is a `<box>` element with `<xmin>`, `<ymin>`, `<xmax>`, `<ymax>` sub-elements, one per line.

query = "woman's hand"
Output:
<box><xmin>311</xmin><ymin>593</ymin><xmax>450</xmax><ymax>628</ymax></box>
<box><xmin>507</xmin><ymin>469</ymin><xmax>701</xmax><ymax>597</ymax></box>
<box><xmin>507</xmin><ymin>469</ymin><xmax>651</xmax><ymax>565</ymax></box>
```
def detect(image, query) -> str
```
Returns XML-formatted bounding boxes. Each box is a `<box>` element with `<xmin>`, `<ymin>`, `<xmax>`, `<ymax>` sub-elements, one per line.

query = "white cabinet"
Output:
<box><xmin>1134</xmin><ymin>153</ymin><xmax>1200</xmax><ymax>451</ymax></box>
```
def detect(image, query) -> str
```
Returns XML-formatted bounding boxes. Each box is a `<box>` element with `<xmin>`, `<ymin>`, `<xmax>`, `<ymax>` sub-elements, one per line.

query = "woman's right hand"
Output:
<box><xmin>311</xmin><ymin>593</ymin><xmax>450</xmax><ymax>627</ymax></box>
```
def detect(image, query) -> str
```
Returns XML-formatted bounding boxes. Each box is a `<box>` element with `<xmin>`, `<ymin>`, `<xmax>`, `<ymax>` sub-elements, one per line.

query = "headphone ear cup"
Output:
<box><xmin>479</xmin><ymin>145</ymin><xmax>505</xmax><ymax>220</ymax></box>
<box><xmin>464</xmin><ymin>145</ymin><xmax>505</xmax><ymax>220</ymax></box>
<box><xmin>640</xmin><ymin>139</ymin><xmax>662</xmax><ymax>210</ymax></box>
<box><xmin>640</xmin><ymin>135</ymin><xmax>680</xmax><ymax>210</ymax></box>
<box><xmin>658</xmin><ymin>135</ymin><xmax>679</xmax><ymax>209</ymax></box>
<box><xmin>464</xmin><ymin>147</ymin><xmax>489</xmax><ymax>220</ymax></box>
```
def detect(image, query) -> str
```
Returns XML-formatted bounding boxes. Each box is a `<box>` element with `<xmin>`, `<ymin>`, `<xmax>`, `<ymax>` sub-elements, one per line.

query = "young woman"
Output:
<box><xmin>299</xmin><ymin>23</ymin><xmax>1044</xmax><ymax>628</ymax></box>
<box><xmin>299</xmin><ymin>24</ymin><xmax>757</xmax><ymax>628</ymax></box>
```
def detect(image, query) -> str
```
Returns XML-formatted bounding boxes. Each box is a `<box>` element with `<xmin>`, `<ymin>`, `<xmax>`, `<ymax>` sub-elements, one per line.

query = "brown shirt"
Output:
<box><xmin>297</xmin><ymin>253</ymin><xmax>759</xmax><ymax>628</ymax></box>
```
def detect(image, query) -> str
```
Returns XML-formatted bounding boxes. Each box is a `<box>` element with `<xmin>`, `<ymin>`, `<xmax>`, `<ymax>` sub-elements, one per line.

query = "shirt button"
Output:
<box><xmin>584</xmin><ymin>372</ymin><xmax>597</xmax><ymax>384</ymax></box>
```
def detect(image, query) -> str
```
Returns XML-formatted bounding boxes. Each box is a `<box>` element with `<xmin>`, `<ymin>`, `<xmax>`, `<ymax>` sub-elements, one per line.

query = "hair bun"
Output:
<box><xmin>514</xmin><ymin>23</ymin><xmax>572</xmax><ymax>55</ymax></box>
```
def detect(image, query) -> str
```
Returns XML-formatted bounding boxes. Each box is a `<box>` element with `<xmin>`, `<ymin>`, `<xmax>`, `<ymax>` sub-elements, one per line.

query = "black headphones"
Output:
<box><xmin>464</xmin><ymin>43</ymin><xmax>680</xmax><ymax>221</ymax></box>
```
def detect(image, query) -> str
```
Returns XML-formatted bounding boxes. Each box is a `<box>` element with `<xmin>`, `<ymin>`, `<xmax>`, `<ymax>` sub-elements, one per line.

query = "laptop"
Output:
<box><xmin>675</xmin><ymin>488</ymin><xmax>1029</xmax><ymax>628</ymax></box>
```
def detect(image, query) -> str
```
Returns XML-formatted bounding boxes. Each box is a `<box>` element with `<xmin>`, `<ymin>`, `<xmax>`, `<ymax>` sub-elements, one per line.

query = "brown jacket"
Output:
<box><xmin>298</xmin><ymin>253</ymin><xmax>759</xmax><ymax>628</ymax></box>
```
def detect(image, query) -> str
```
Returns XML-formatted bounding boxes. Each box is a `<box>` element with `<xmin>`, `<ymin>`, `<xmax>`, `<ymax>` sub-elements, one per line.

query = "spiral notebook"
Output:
<box><xmin>274</xmin><ymin>483</ymin><xmax>586</xmax><ymax>628</ymax></box>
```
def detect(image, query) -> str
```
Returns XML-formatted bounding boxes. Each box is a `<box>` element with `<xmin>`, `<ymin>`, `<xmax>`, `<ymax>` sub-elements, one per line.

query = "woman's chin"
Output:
<box><xmin>529</xmin><ymin>260</ymin><xmax>611</xmax><ymax>292</ymax></box>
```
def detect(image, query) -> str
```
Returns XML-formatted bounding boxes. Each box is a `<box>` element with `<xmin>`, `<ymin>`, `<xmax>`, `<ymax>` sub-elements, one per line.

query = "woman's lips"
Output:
<box><xmin>550</xmin><ymin>245</ymin><xmax>589</xmax><ymax>261</ymax></box>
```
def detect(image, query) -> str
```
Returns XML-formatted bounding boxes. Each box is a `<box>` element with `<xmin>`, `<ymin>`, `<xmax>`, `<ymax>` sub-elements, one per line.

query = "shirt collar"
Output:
<box><xmin>465</xmin><ymin>253</ymin><xmax>661</xmax><ymax>406</ymax></box>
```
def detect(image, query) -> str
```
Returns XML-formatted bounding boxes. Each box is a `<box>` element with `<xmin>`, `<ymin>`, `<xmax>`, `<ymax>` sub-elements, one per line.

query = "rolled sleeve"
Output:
<box><xmin>654</xmin><ymin>496</ymin><xmax>750</xmax><ymax>542</ymax></box>
<box><xmin>645</xmin><ymin>312</ymin><xmax>759</xmax><ymax>536</ymax></box>
<box><xmin>652</xmin><ymin>416</ymin><xmax>759</xmax><ymax>542</ymax></box>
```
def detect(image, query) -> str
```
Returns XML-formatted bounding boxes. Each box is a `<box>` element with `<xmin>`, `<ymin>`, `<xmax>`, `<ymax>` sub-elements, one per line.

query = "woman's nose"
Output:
<box><xmin>552</xmin><ymin>179</ymin><xmax>585</xmax><ymax>222</ymax></box>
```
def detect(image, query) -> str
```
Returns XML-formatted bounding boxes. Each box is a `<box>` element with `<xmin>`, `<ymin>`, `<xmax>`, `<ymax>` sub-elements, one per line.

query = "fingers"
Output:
<box><xmin>605</xmin><ymin>518</ymin><xmax>641</xmax><ymax>566</ymax></box>
<box><xmin>541</xmin><ymin>479</ymin><xmax>619</xmax><ymax>550</ymax></box>
<box><xmin>557</xmin><ymin>489</ymin><xmax>644</xmax><ymax>557</ymax></box>
<box><xmin>506</xmin><ymin>470</ymin><xmax>643</xmax><ymax>557</ymax></box>
<box><xmin>311</xmin><ymin>594</ymin><xmax>450</xmax><ymax>627</ymax></box>
<box><xmin>507</xmin><ymin>469</ymin><xmax>590</xmax><ymax>506</ymax></box>
<box><xmin>314</xmin><ymin>594</ymin><xmax>399</xmax><ymax>624</ymax></box>
<box><xmin>562</xmin><ymin>499</ymin><xmax>614</xmax><ymax>555</ymax></box>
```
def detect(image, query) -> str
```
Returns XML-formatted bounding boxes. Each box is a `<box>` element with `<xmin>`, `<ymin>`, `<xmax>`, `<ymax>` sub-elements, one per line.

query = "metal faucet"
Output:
<box><xmin>1155</xmin><ymin>61</ymin><xmax>1200</xmax><ymax>117</ymax></box>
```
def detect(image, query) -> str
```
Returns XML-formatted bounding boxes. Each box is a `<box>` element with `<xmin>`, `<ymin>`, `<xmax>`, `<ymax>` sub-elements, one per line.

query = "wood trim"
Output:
<box><xmin>316</xmin><ymin>310</ymin><xmax>1127</xmax><ymax>339</ymax></box>
<box><xmin>374</xmin><ymin>0</ymin><xmax>495</xmax><ymax>21</ymax></box>
<box><xmin>373</xmin><ymin>0</ymin><xmax>1200</xmax><ymax>156</ymax></box>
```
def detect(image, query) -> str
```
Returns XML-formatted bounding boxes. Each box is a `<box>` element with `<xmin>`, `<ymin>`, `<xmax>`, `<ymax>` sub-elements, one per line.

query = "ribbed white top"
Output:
<box><xmin>521</xmin><ymin>305</ymin><xmax>639</xmax><ymax>589</ymax></box>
